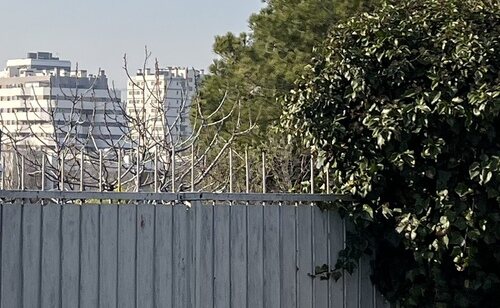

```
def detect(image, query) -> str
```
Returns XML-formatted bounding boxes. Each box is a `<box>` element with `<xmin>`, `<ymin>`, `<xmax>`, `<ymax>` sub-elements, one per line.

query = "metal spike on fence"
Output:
<box><xmin>245</xmin><ymin>147</ymin><xmax>249</xmax><ymax>193</ymax></box>
<box><xmin>41</xmin><ymin>154</ymin><xmax>45</xmax><ymax>191</ymax></box>
<box><xmin>171</xmin><ymin>146</ymin><xmax>175</xmax><ymax>192</ymax></box>
<box><xmin>60</xmin><ymin>152</ymin><xmax>64</xmax><ymax>191</ymax></box>
<box><xmin>229</xmin><ymin>147</ymin><xmax>233</xmax><ymax>193</ymax></box>
<box><xmin>0</xmin><ymin>155</ymin><xmax>4</xmax><ymax>190</ymax></box>
<box><xmin>262</xmin><ymin>151</ymin><xmax>266</xmax><ymax>194</ymax></box>
<box><xmin>20</xmin><ymin>155</ymin><xmax>25</xmax><ymax>190</ymax></box>
<box><xmin>99</xmin><ymin>150</ymin><xmax>103</xmax><ymax>192</ymax></box>
<box><xmin>191</xmin><ymin>143</ymin><xmax>194</xmax><ymax>192</ymax></box>
<box><xmin>154</xmin><ymin>146</ymin><xmax>158</xmax><ymax>193</ymax></box>
<box><xmin>326</xmin><ymin>164</ymin><xmax>331</xmax><ymax>194</ymax></box>
<box><xmin>117</xmin><ymin>149</ymin><xmax>122</xmax><ymax>192</ymax></box>
<box><xmin>80</xmin><ymin>149</ymin><xmax>84</xmax><ymax>191</ymax></box>
<box><xmin>136</xmin><ymin>145</ymin><xmax>140</xmax><ymax>192</ymax></box>
<box><xmin>310</xmin><ymin>153</ymin><xmax>315</xmax><ymax>194</ymax></box>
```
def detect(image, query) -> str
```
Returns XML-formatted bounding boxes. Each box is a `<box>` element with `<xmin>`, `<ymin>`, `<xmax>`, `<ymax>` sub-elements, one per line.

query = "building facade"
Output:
<box><xmin>126</xmin><ymin>66</ymin><xmax>203</xmax><ymax>144</ymax></box>
<box><xmin>0</xmin><ymin>52</ymin><xmax>126</xmax><ymax>151</ymax></box>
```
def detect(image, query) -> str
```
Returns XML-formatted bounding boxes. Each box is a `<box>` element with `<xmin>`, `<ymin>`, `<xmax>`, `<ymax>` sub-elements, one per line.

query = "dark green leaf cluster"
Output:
<box><xmin>283</xmin><ymin>0</ymin><xmax>500</xmax><ymax>306</ymax></box>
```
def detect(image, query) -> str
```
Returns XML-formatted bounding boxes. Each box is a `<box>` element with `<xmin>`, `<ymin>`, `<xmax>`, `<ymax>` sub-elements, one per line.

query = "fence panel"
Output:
<box><xmin>0</xmin><ymin>198</ymin><xmax>390</xmax><ymax>308</ymax></box>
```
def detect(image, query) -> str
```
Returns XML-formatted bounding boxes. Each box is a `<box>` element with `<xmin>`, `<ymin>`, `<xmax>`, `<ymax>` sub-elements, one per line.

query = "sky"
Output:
<box><xmin>0</xmin><ymin>0</ymin><xmax>264</xmax><ymax>88</ymax></box>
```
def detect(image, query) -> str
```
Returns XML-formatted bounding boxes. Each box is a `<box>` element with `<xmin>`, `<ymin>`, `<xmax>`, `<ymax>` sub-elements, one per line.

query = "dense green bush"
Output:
<box><xmin>283</xmin><ymin>0</ymin><xmax>500</xmax><ymax>306</ymax></box>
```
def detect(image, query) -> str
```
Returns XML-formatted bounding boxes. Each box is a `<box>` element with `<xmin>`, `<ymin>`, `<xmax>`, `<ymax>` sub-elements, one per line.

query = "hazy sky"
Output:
<box><xmin>0</xmin><ymin>0</ymin><xmax>264</xmax><ymax>87</ymax></box>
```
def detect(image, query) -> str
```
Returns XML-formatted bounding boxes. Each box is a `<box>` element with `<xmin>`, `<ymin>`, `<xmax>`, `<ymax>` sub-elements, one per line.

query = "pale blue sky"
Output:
<box><xmin>0</xmin><ymin>0</ymin><xmax>264</xmax><ymax>87</ymax></box>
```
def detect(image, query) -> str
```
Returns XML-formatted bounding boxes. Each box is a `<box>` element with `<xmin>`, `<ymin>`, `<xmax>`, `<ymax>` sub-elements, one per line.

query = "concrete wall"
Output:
<box><xmin>0</xmin><ymin>201</ymin><xmax>390</xmax><ymax>307</ymax></box>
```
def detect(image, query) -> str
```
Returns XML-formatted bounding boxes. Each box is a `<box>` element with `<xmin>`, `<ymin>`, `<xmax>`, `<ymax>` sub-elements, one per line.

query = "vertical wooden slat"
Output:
<box><xmin>360</xmin><ymin>256</ymin><xmax>374</xmax><ymax>308</ymax></box>
<box><xmin>136</xmin><ymin>205</ymin><xmax>155</xmax><ymax>308</ymax></box>
<box><xmin>263</xmin><ymin>204</ymin><xmax>280</xmax><ymax>307</ymax></box>
<box><xmin>99</xmin><ymin>205</ymin><xmax>118</xmax><ymax>307</ymax></box>
<box><xmin>344</xmin><ymin>221</ymin><xmax>359</xmax><ymax>308</ymax></box>
<box><xmin>329</xmin><ymin>211</ymin><xmax>345</xmax><ymax>308</ymax></box>
<box><xmin>61</xmin><ymin>205</ymin><xmax>80</xmax><ymax>308</ymax></box>
<box><xmin>195</xmin><ymin>202</ymin><xmax>214</xmax><ymax>308</ymax></box>
<box><xmin>22</xmin><ymin>204</ymin><xmax>42</xmax><ymax>308</ymax></box>
<box><xmin>173</xmin><ymin>205</ymin><xmax>189</xmax><ymax>307</ymax></box>
<box><xmin>230</xmin><ymin>204</ymin><xmax>247</xmax><ymax>308</ymax></box>
<box><xmin>117</xmin><ymin>205</ymin><xmax>136</xmax><ymax>308</ymax></box>
<box><xmin>80</xmin><ymin>206</ymin><xmax>99</xmax><ymax>308</ymax></box>
<box><xmin>1</xmin><ymin>205</ymin><xmax>22</xmax><ymax>308</ymax></box>
<box><xmin>281</xmin><ymin>204</ymin><xmax>297</xmax><ymax>308</ymax></box>
<box><xmin>154</xmin><ymin>204</ymin><xmax>173</xmax><ymax>307</ymax></box>
<box><xmin>297</xmin><ymin>205</ymin><xmax>313</xmax><ymax>308</ymax></box>
<box><xmin>40</xmin><ymin>205</ymin><xmax>61</xmax><ymax>308</ymax></box>
<box><xmin>246</xmin><ymin>204</ymin><xmax>264</xmax><ymax>307</ymax></box>
<box><xmin>213</xmin><ymin>204</ymin><xmax>230</xmax><ymax>308</ymax></box>
<box><xmin>314</xmin><ymin>206</ymin><xmax>329</xmax><ymax>308</ymax></box>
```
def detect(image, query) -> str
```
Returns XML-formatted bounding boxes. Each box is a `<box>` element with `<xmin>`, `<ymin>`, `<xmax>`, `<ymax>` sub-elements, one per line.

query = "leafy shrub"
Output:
<box><xmin>283</xmin><ymin>0</ymin><xmax>500</xmax><ymax>306</ymax></box>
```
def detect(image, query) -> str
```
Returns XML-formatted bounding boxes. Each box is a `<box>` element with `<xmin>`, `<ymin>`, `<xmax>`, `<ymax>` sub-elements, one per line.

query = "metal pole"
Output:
<box><xmin>136</xmin><ymin>145</ymin><xmax>140</xmax><ymax>192</ymax></box>
<box><xmin>154</xmin><ymin>146</ymin><xmax>158</xmax><ymax>193</ymax></box>
<box><xmin>245</xmin><ymin>147</ymin><xmax>249</xmax><ymax>193</ymax></box>
<box><xmin>0</xmin><ymin>155</ymin><xmax>4</xmax><ymax>190</ymax></box>
<box><xmin>99</xmin><ymin>150</ymin><xmax>103</xmax><ymax>192</ymax></box>
<box><xmin>41</xmin><ymin>154</ymin><xmax>45</xmax><ymax>191</ymax></box>
<box><xmin>191</xmin><ymin>143</ymin><xmax>195</xmax><ymax>192</ymax></box>
<box><xmin>326</xmin><ymin>165</ymin><xmax>330</xmax><ymax>194</ymax></box>
<box><xmin>229</xmin><ymin>147</ymin><xmax>233</xmax><ymax>193</ymax></box>
<box><xmin>171</xmin><ymin>146</ymin><xmax>175</xmax><ymax>192</ymax></box>
<box><xmin>310</xmin><ymin>154</ymin><xmax>314</xmax><ymax>194</ymax></box>
<box><xmin>60</xmin><ymin>152</ymin><xmax>64</xmax><ymax>191</ymax></box>
<box><xmin>80</xmin><ymin>150</ymin><xmax>84</xmax><ymax>191</ymax></box>
<box><xmin>262</xmin><ymin>151</ymin><xmax>266</xmax><ymax>193</ymax></box>
<box><xmin>20</xmin><ymin>155</ymin><xmax>25</xmax><ymax>190</ymax></box>
<box><xmin>117</xmin><ymin>150</ymin><xmax>122</xmax><ymax>192</ymax></box>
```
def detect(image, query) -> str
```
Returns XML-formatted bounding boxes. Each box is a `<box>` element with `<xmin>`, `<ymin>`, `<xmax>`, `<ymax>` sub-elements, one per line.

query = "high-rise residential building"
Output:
<box><xmin>126</xmin><ymin>66</ymin><xmax>203</xmax><ymax>144</ymax></box>
<box><xmin>0</xmin><ymin>52</ymin><xmax>126</xmax><ymax>150</ymax></box>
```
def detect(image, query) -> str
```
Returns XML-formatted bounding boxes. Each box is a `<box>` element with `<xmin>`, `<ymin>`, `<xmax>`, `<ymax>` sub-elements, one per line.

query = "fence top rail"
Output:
<box><xmin>0</xmin><ymin>190</ymin><xmax>352</xmax><ymax>203</ymax></box>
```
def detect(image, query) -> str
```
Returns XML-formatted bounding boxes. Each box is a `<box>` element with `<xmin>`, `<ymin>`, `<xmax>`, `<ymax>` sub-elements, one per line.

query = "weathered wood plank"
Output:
<box><xmin>360</xmin><ymin>255</ymin><xmax>374</xmax><ymax>308</ymax></box>
<box><xmin>80</xmin><ymin>205</ymin><xmax>99</xmax><ymax>308</ymax></box>
<box><xmin>154</xmin><ymin>204</ymin><xmax>173</xmax><ymax>307</ymax></box>
<box><xmin>22</xmin><ymin>204</ymin><xmax>42</xmax><ymax>308</ymax></box>
<box><xmin>281</xmin><ymin>204</ymin><xmax>297</xmax><ymax>308</ymax></box>
<box><xmin>40</xmin><ymin>205</ymin><xmax>61</xmax><ymax>308</ymax></box>
<box><xmin>344</xmin><ymin>221</ymin><xmax>360</xmax><ymax>308</ymax></box>
<box><xmin>117</xmin><ymin>205</ymin><xmax>136</xmax><ymax>308</ymax></box>
<box><xmin>329</xmin><ymin>211</ymin><xmax>345</xmax><ymax>308</ymax></box>
<box><xmin>99</xmin><ymin>205</ymin><xmax>118</xmax><ymax>308</ymax></box>
<box><xmin>230</xmin><ymin>204</ymin><xmax>247</xmax><ymax>308</ymax></box>
<box><xmin>213</xmin><ymin>204</ymin><xmax>230</xmax><ymax>308</ymax></box>
<box><xmin>1</xmin><ymin>205</ymin><xmax>22</xmax><ymax>308</ymax></box>
<box><xmin>297</xmin><ymin>205</ymin><xmax>313</xmax><ymax>308</ymax></box>
<box><xmin>247</xmin><ymin>204</ymin><xmax>264</xmax><ymax>308</ymax></box>
<box><xmin>173</xmin><ymin>205</ymin><xmax>189</xmax><ymax>307</ymax></box>
<box><xmin>195</xmin><ymin>202</ymin><xmax>214</xmax><ymax>308</ymax></box>
<box><xmin>60</xmin><ymin>205</ymin><xmax>80</xmax><ymax>308</ymax></box>
<box><xmin>263</xmin><ymin>204</ymin><xmax>280</xmax><ymax>308</ymax></box>
<box><xmin>313</xmin><ymin>206</ymin><xmax>329</xmax><ymax>308</ymax></box>
<box><xmin>136</xmin><ymin>205</ymin><xmax>155</xmax><ymax>308</ymax></box>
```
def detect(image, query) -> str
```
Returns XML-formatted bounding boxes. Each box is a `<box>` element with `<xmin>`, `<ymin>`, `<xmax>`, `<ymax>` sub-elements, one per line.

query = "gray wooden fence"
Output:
<box><xmin>0</xmin><ymin>198</ymin><xmax>390</xmax><ymax>307</ymax></box>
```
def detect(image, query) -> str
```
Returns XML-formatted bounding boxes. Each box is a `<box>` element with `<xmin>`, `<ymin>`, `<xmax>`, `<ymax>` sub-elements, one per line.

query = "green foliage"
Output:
<box><xmin>195</xmin><ymin>0</ymin><xmax>380</xmax><ymax>191</ymax></box>
<box><xmin>283</xmin><ymin>0</ymin><xmax>500</xmax><ymax>306</ymax></box>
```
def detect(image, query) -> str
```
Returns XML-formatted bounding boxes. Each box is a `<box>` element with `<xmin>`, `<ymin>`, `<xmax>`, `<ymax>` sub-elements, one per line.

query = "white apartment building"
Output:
<box><xmin>126</xmin><ymin>66</ymin><xmax>203</xmax><ymax>143</ymax></box>
<box><xmin>0</xmin><ymin>52</ymin><xmax>126</xmax><ymax>151</ymax></box>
